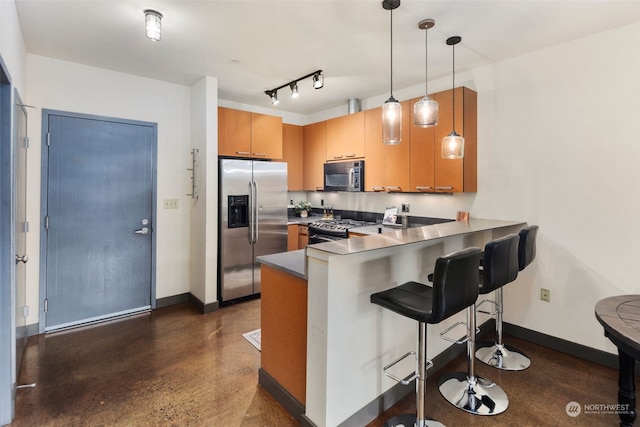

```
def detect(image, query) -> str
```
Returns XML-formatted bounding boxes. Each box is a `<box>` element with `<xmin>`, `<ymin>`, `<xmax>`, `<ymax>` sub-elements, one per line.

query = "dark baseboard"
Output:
<box><xmin>258</xmin><ymin>368</ymin><xmax>307</xmax><ymax>424</ymax></box>
<box><xmin>26</xmin><ymin>323</ymin><xmax>39</xmax><ymax>337</ymax></box>
<box><xmin>503</xmin><ymin>322</ymin><xmax>640</xmax><ymax>374</ymax></box>
<box><xmin>188</xmin><ymin>293</ymin><xmax>219</xmax><ymax>314</ymax></box>
<box><xmin>156</xmin><ymin>293</ymin><xmax>190</xmax><ymax>308</ymax></box>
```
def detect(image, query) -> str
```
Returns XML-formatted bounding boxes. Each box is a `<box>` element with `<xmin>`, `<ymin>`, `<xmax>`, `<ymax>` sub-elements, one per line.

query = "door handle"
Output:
<box><xmin>15</xmin><ymin>254</ymin><xmax>28</xmax><ymax>264</ymax></box>
<box><xmin>133</xmin><ymin>227</ymin><xmax>149</xmax><ymax>235</ymax></box>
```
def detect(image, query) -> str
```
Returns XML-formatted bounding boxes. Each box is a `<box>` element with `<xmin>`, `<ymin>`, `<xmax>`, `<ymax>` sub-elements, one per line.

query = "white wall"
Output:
<box><xmin>24</xmin><ymin>55</ymin><xmax>193</xmax><ymax>324</ymax></box>
<box><xmin>0</xmin><ymin>0</ymin><xmax>26</xmax><ymax>94</ymax></box>
<box><xmin>298</xmin><ymin>22</ymin><xmax>640</xmax><ymax>355</ymax></box>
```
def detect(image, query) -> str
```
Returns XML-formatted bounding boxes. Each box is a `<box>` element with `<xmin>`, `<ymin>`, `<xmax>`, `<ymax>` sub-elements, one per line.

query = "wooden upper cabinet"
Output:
<box><xmin>251</xmin><ymin>112</ymin><xmax>283</xmax><ymax>159</ymax></box>
<box><xmin>282</xmin><ymin>124</ymin><xmax>303</xmax><ymax>191</ymax></box>
<box><xmin>326</xmin><ymin>112</ymin><xmax>365</xmax><ymax>161</ymax></box>
<box><xmin>433</xmin><ymin>87</ymin><xmax>477</xmax><ymax>193</ymax></box>
<box><xmin>410</xmin><ymin>96</ymin><xmax>436</xmax><ymax>193</ymax></box>
<box><xmin>384</xmin><ymin>100</ymin><xmax>411</xmax><ymax>192</ymax></box>
<box><xmin>363</xmin><ymin>108</ymin><xmax>386</xmax><ymax>192</ymax></box>
<box><xmin>302</xmin><ymin>121</ymin><xmax>327</xmax><ymax>191</ymax></box>
<box><xmin>218</xmin><ymin>107</ymin><xmax>251</xmax><ymax>157</ymax></box>
<box><xmin>218</xmin><ymin>107</ymin><xmax>283</xmax><ymax>160</ymax></box>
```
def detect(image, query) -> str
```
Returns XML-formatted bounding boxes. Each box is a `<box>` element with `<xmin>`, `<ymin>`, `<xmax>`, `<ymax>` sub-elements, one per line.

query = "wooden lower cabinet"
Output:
<box><xmin>260</xmin><ymin>264</ymin><xmax>307</xmax><ymax>405</ymax></box>
<box><xmin>287</xmin><ymin>224</ymin><xmax>298</xmax><ymax>251</ymax></box>
<box><xmin>298</xmin><ymin>225</ymin><xmax>309</xmax><ymax>249</ymax></box>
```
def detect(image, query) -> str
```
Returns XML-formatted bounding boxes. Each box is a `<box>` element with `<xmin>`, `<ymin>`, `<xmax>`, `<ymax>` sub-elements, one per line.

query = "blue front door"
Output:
<box><xmin>42</xmin><ymin>111</ymin><xmax>156</xmax><ymax>331</ymax></box>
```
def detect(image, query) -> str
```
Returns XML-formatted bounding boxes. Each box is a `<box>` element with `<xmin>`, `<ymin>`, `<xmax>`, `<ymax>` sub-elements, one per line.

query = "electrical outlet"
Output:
<box><xmin>540</xmin><ymin>288</ymin><xmax>551</xmax><ymax>302</ymax></box>
<box><xmin>321</xmin><ymin>199</ymin><xmax>324</xmax><ymax>206</ymax></box>
<box><xmin>163</xmin><ymin>199</ymin><xmax>179</xmax><ymax>209</ymax></box>
<box><xmin>401</xmin><ymin>203</ymin><xmax>410</xmax><ymax>212</ymax></box>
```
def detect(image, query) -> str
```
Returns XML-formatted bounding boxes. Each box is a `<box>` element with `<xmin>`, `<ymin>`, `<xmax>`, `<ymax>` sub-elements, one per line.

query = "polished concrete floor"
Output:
<box><xmin>10</xmin><ymin>299</ymin><xmax>637</xmax><ymax>426</ymax></box>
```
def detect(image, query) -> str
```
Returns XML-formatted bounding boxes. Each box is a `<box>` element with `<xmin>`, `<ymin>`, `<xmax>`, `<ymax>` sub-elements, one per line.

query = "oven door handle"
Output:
<box><xmin>309</xmin><ymin>234</ymin><xmax>339</xmax><ymax>243</ymax></box>
<box><xmin>349</xmin><ymin>167</ymin><xmax>355</xmax><ymax>189</ymax></box>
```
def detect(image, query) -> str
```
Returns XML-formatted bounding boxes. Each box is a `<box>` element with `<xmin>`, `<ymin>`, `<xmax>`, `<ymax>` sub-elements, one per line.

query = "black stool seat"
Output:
<box><xmin>371</xmin><ymin>281</ymin><xmax>434</xmax><ymax>323</ymax></box>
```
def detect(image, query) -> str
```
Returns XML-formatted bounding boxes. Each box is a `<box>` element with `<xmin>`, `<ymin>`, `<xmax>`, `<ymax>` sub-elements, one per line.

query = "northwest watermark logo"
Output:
<box><xmin>566</xmin><ymin>401</ymin><xmax>581</xmax><ymax>417</ymax></box>
<box><xmin>566</xmin><ymin>401</ymin><xmax>631</xmax><ymax>417</ymax></box>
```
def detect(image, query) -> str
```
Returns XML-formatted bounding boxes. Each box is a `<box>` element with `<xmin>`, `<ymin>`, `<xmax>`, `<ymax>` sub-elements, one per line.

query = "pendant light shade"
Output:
<box><xmin>414</xmin><ymin>19</ymin><xmax>438</xmax><ymax>127</ymax></box>
<box><xmin>382</xmin><ymin>0</ymin><xmax>401</xmax><ymax>145</ymax></box>
<box><xmin>442</xmin><ymin>36</ymin><xmax>464</xmax><ymax>159</ymax></box>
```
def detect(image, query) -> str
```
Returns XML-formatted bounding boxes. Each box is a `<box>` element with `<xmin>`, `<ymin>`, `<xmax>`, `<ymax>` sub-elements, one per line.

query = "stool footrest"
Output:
<box><xmin>476</xmin><ymin>298</ymin><xmax>499</xmax><ymax>316</ymax></box>
<box><xmin>383</xmin><ymin>351</ymin><xmax>433</xmax><ymax>385</ymax></box>
<box><xmin>440</xmin><ymin>321</ymin><xmax>471</xmax><ymax>344</ymax></box>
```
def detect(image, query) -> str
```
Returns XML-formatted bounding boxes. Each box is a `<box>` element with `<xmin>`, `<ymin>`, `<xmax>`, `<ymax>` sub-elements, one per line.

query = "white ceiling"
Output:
<box><xmin>14</xmin><ymin>0</ymin><xmax>640</xmax><ymax>115</ymax></box>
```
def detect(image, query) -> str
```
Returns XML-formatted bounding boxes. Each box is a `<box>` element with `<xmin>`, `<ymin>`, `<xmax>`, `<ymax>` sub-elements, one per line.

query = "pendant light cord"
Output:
<box><xmin>424</xmin><ymin>26</ymin><xmax>428</xmax><ymax>96</ymax></box>
<box><xmin>390</xmin><ymin>7</ymin><xmax>394</xmax><ymax>98</ymax></box>
<box><xmin>451</xmin><ymin>41</ymin><xmax>456</xmax><ymax>132</ymax></box>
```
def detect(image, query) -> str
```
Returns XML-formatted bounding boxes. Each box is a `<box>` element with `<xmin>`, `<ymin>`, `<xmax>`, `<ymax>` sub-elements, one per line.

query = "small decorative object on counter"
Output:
<box><xmin>294</xmin><ymin>201</ymin><xmax>312</xmax><ymax>218</ymax></box>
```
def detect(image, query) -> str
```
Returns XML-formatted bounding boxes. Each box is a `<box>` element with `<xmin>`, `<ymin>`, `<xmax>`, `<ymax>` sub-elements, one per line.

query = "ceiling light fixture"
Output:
<box><xmin>264</xmin><ymin>69</ymin><xmax>323</xmax><ymax>105</ymax></box>
<box><xmin>382</xmin><ymin>0</ymin><xmax>401</xmax><ymax>145</ymax></box>
<box><xmin>413</xmin><ymin>19</ymin><xmax>438</xmax><ymax>127</ymax></box>
<box><xmin>290</xmin><ymin>82</ymin><xmax>299</xmax><ymax>98</ymax></box>
<box><xmin>442</xmin><ymin>36</ymin><xmax>465</xmax><ymax>159</ymax></box>
<box><xmin>144</xmin><ymin>9</ymin><xmax>163</xmax><ymax>42</ymax></box>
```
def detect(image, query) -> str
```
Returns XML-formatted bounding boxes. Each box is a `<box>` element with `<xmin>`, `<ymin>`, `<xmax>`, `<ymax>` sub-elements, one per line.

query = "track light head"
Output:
<box><xmin>265</xmin><ymin>90</ymin><xmax>279</xmax><ymax>105</ymax></box>
<box><xmin>313</xmin><ymin>72</ymin><xmax>324</xmax><ymax>89</ymax></box>
<box><xmin>290</xmin><ymin>82</ymin><xmax>299</xmax><ymax>98</ymax></box>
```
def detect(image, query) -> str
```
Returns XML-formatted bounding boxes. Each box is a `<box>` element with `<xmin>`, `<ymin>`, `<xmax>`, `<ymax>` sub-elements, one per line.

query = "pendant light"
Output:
<box><xmin>413</xmin><ymin>19</ymin><xmax>438</xmax><ymax>127</ymax></box>
<box><xmin>442</xmin><ymin>36</ymin><xmax>464</xmax><ymax>159</ymax></box>
<box><xmin>381</xmin><ymin>0</ymin><xmax>401</xmax><ymax>145</ymax></box>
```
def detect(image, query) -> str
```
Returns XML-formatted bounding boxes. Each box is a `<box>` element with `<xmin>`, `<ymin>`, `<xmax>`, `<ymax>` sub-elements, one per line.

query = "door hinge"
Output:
<box><xmin>44</xmin><ymin>299</ymin><xmax>48</xmax><ymax>313</ymax></box>
<box><xmin>47</xmin><ymin>132</ymin><xmax>51</xmax><ymax>147</ymax></box>
<box><xmin>45</xmin><ymin>215</ymin><xmax>49</xmax><ymax>230</ymax></box>
<box><xmin>23</xmin><ymin>221</ymin><xmax>29</xmax><ymax>233</ymax></box>
<box><xmin>23</xmin><ymin>136</ymin><xmax>30</xmax><ymax>149</ymax></box>
<box><xmin>22</xmin><ymin>306</ymin><xmax>29</xmax><ymax>318</ymax></box>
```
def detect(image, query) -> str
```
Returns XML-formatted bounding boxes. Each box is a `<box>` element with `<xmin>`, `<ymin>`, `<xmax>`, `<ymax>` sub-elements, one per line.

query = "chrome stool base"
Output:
<box><xmin>438</xmin><ymin>373</ymin><xmax>509</xmax><ymax>416</ymax></box>
<box><xmin>383</xmin><ymin>414</ymin><xmax>446</xmax><ymax>427</ymax></box>
<box><xmin>475</xmin><ymin>342</ymin><xmax>531</xmax><ymax>371</ymax></box>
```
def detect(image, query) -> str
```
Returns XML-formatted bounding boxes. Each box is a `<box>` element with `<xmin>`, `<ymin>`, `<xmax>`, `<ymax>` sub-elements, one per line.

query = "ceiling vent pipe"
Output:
<box><xmin>348</xmin><ymin>98</ymin><xmax>361</xmax><ymax>114</ymax></box>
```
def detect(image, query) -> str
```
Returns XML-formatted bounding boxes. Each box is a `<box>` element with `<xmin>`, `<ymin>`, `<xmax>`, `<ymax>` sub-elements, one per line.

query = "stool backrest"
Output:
<box><xmin>481</xmin><ymin>234</ymin><xmax>520</xmax><ymax>294</ymax></box>
<box><xmin>431</xmin><ymin>247</ymin><xmax>483</xmax><ymax>324</ymax></box>
<box><xmin>518</xmin><ymin>225</ymin><xmax>538</xmax><ymax>271</ymax></box>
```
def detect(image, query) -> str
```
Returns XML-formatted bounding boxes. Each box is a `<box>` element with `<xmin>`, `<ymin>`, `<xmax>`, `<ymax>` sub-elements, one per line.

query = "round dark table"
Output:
<box><xmin>595</xmin><ymin>295</ymin><xmax>640</xmax><ymax>427</ymax></box>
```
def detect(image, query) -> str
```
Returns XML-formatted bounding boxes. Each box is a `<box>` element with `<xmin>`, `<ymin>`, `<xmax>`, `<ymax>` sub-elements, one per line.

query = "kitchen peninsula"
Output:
<box><xmin>258</xmin><ymin>218</ymin><xmax>526</xmax><ymax>427</ymax></box>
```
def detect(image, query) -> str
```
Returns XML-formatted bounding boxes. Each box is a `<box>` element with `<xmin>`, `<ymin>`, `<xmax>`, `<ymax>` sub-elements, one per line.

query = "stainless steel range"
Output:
<box><xmin>308</xmin><ymin>219</ymin><xmax>376</xmax><ymax>244</ymax></box>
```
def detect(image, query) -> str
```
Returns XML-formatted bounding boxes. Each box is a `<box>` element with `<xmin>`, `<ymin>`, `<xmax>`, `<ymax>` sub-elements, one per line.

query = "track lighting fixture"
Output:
<box><xmin>264</xmin><ymin>69</ymin><xmax>323</xmax><ymax>105</ymax></box>
<box><xmin>144</xmin><ymin>9</ymin><xmax>163</xmax><ymax>41</ymax></box>
<box><xmin>290</xmin><ymin>82</ymin><xmax>299</xmax><ymax>98</ymax></box>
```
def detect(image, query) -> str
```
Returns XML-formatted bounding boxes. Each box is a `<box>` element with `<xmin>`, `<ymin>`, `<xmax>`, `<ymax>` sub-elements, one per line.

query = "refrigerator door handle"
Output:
<box><xmin>252</xmin><ymin>181</ymin><xmax>258</xmax><ymax>243</ymax></box>
<box><xmin>248</xmin><ymin>182</ymin><xmax>254</xmax><ymax>244</ymax></box>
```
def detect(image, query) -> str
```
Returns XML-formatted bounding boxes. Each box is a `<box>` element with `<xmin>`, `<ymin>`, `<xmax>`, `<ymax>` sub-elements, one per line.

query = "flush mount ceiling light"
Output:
<box><xmin>442</xmin><ymin>36</ymin><xmax>465</xmax><ymax>159</ymax></box>
<box><xmin>413</xmin><ymin>19</ymin><xmax>438</xmax><ymax>127</ymax></box>
<box><xmin>144</xmin><ymin>9</ymin><xmax>163</xmax><ymax>42</ymax></box>
<box><xmin>382</xmin><ymin>0</ymin><xmax>401</xmax><ymax>145</ymax></box>
<box><xmin>264</xmin><ymin>70</ymin><xmax>323</xmax><ymax>105</ymax></box>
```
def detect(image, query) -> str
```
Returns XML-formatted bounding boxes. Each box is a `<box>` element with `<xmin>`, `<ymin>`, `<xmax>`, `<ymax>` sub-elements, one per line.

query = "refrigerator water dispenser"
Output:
<box><xmin>228</xmin><ymin>195</ymin><xmax>249</xmax><ymax>228</ymax></box>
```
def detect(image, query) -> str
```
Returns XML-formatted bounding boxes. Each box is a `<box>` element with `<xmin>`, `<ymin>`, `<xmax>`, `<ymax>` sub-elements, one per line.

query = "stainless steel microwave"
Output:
<box><xmin>324</xmin><ymin>161</ymin><xmax>364</xmax><ymax>192</ymax></box>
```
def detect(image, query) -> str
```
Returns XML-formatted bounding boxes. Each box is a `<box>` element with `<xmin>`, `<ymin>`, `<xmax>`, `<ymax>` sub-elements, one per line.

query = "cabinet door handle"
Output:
<box><xmin>416</xmin><ymin>186</ymin><xmax>433</xmax><ymax>192</ymax></box>
<box><xmin>316</xmin><ymin>186</ymin><xmax>324</xmax><ymax>191</ymax></box>
<box><xmin>345</xmin><ymin>153</ymin><xmax>356</xmax><ymax>158</ymax></box>
<box><xmin>387</xmin><ymin>186</ymin><xmax>402</xmax><ymax>192</ymax></box>
<box><xmin>236</xmin><ymin>151</ymin><xmax>250</xmax><ymax>155</ymax></box>
<box><xmin>333</xmin><ymin>154</ymin><xmax>344</xmax><ymax>159</ymax></box>
<box><xmin>372</xmin><ymin>186</ymin><xmax>386</xmax><ymax>192</ymax></box>
<box><xmin>435</xmin><ymin>186</ymin><xmax>454</xmax><ymax>191</ymax></box>
<box><xmin>253</xmin><ymin>153</ymin><xmax>267</xmax><ymax>157</ymax></box>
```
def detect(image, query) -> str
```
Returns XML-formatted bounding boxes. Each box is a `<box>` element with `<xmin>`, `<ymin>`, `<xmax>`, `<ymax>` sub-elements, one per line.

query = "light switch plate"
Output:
<box><xmin>164</xmin><ymin>199</ymin><xmax>179</xmax><ymax>209</ymax></box>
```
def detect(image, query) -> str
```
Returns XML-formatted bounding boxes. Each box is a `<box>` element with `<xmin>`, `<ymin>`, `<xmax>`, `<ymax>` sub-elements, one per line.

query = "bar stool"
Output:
<box><xmin>371</xmin><ymin>247</ymin><xmax>483</xmax><ymax>427</ymax></box>
<box><xmin>438</xmin><ymin>234</ymin><xmax>519</xmax><ymax>416</ymax></box>
<box><xmin>475</xmin><ymin>226</ymin><xmax>538</xmax><ymax>371</ymax></box>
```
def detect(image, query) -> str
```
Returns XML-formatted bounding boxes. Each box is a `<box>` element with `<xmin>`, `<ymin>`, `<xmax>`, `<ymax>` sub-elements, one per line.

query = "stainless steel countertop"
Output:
<box><xmin>307</xmin><ymin>219</ymin><xmax>526</xmax><ymax>256</ymax></box>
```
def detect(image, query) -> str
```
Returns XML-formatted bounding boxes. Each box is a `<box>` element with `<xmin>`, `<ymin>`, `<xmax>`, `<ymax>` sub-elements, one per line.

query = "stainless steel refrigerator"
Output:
<box><xmin>219</xmin><ymin>159</ymin><xmax>288</xmax><ymax>303</ymax></box>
